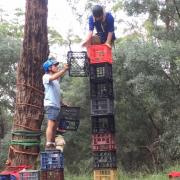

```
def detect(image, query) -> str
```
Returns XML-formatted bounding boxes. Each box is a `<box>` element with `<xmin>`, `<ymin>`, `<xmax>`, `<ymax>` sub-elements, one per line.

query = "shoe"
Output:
<box><xmin>45</xmin><ymin>143</ymin><xmax>56</xmax><ymax>151</ymax></box>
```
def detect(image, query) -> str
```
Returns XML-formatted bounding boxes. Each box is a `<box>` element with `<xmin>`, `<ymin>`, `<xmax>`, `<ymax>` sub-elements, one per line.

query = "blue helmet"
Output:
<box><xmin>43</xmin><ymin>58</ymin><xmax>59</xmax><ymax>72</ymax></box>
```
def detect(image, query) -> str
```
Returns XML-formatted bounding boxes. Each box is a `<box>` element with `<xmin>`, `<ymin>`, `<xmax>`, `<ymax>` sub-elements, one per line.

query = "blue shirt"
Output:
<box><xmin>89</xmin><ymin>12</ymin><xmax>116</xmax><ymax>43</ymax></box>
<box><xmin>43</xmin><ymin>73</ymin><xmax>61</xmax><ymax>109</ymax></box>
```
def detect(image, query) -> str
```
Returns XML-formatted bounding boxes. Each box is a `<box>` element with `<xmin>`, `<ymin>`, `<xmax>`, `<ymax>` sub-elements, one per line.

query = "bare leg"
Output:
<box><xmin>46</xmin><ymin>120</ymin><xmax>57</xmax><ymax>143</ymax></box>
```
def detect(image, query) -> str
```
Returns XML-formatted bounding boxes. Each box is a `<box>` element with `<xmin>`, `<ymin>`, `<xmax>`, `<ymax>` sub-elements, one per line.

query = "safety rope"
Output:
<box><xmin>12</xmin><ymin>130</ymin><xmax>41</xmax><ymax>136</ymax></box>
<box><xmin>16</xmin><ymin>83</ymin><xmax>44</xmax><ymax>95</ymax></box>
<box><xmin>16</xmin><ymin>103</ymin><xmax>42</xmax><ymax>110</ymax></box>
<box><xmin>11</xmin><ymin>140</ymin><xmax>40</xmax><ymax>146</ymax></box>
<box><xmin>10</xmin><ymin>146</ymin><xmax>39</xmax><ymax>156</ymax></box>
<box><xmin>14</xmin><ymin>123</ymin><xmax>41</xmax><ymax>132</ymax></box>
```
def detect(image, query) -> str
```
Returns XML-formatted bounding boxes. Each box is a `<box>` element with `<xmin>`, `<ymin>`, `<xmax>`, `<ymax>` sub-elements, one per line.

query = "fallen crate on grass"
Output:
<box><xmin>19</xmin><ymin>170</ymin><xmax>40</xmax><ymax>180</ymax></box>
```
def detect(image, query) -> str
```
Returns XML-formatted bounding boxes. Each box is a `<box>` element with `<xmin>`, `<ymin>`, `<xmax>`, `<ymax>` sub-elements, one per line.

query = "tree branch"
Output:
<box><xmin>173</xmin><ymin>0</ymin><xmax>180</xmax><ymax>19</ymax></box>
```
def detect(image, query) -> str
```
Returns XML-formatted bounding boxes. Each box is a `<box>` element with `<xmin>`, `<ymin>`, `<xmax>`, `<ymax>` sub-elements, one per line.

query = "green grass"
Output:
<box><xmin>65</xmin><ymin>163</ymin><xmax>180</xmax><ymax>180</ymax></box>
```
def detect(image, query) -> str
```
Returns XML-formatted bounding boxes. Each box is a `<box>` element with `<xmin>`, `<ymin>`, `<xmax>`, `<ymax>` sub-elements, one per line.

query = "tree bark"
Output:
<box><xmin>8</xmin><ymin>0</ymin><xmax>49</xmax><ymax>167</ymax></box>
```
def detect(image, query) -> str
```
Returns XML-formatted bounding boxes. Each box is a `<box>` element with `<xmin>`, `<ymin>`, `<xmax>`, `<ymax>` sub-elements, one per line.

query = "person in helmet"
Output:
<box><xmin>82</xmin><ymin>5</ymin><xmax>115</xmax><ymax>48</ymax></box>
<box><xmin>42</xmin><ymin>57</ymin><xmax>69</xmax><ymax>150</ymax></box>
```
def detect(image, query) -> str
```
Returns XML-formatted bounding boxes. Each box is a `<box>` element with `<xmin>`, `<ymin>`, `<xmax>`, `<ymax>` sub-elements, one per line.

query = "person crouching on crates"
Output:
<box><xmin>82</xmin><ymin>5</ymin><xmax>116</xmax><ymax>48</ymax></box>
<box><xmin>42</xmin><ymin>58</ymin><xmax>69</xmax><ymax>150</ymax></box>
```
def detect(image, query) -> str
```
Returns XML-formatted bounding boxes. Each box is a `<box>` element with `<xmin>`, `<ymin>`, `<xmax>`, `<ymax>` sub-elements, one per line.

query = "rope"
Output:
<box><xmin>16</xmin><ymin>103</ymin><xmax>42</xmax><ymax>110</ymax></box>
<box><xmin>10</xmin><ymin>146</ymin><xmax>39</xmax><ymax>156</ymax></box>
<box><xmin>11</xmin><ymin>140</ymin><xmax>40</xmax><ymax>146</ymax></box>
<box><xmin>12</xmin><ymin>130</ymin><xmax>41</xmax><ymax>136</ymax></box>
<box><xmin>14</xmin><ymin>123</ymin><xmax>41</xmax><ymax>131</ymax></box>
<box><xmin>16</xmin><ymin>83</ymin><xmax>44</xmax><ymax>95</ymax></box>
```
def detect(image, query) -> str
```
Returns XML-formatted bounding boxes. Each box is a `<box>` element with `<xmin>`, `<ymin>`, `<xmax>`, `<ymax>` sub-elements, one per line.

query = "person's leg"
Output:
<box><xmin>46</xmin><ymin>119</ymin><xmax>57</xmax><ymax>143</ymax></box>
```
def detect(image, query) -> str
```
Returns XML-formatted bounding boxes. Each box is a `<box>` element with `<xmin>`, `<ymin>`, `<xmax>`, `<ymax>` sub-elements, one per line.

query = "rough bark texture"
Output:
<box><xmin>8</xmin><ymin>0</ymin><xmax>49</xmax><ymax>167</ymax></box>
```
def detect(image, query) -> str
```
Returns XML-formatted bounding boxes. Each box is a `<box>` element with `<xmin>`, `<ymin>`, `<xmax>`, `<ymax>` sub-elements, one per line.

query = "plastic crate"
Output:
<box><xmin>40</xmin><ymin>150</ymin><xmax>64</xmax><ymax>170</ymax></box>
<box><xmin>89</xmin><ymin>63</ymin><xmax>112</xmax><ymax>81</ymax></box>
<box><xmin>92</xmin><ymin>133</ymin><xmax>116</xmax><ymax>152</ymax></box>
<box><xmin>90</xmin><ymin>80</ymin><xmax>114</xmax><ymax>98</ymax></box>
<box><xmin>0</xmin><ymin>175</ymin><xmax>16</xmax><ymax>180</ymax></box>
<box><xmin>19</xmin><ymin>170</ymin><xmax>40</xmax><ymax>180</ymax></box>
<box><xmin>58</xmin><ymin>106</ymin><xmax>80</xmax><ymax>131</ymax></box>
<box><xmin>41</xmin><ymin>170</ymin><xmax>64</xmax><ymax>180</ymax></box>
<box><xmin>91</xmin><ymin>98</ymin><xmax>114</xmax><ymax>116</ymax></box>
<box><xmin>91</xmin><ymin>115</ymin><xmax>115</xmax><ymax>134</ymax></box>
<box><xmin>94</xmin><ymin>169</ymin><xmax>118</xmax><ymax>180</ymax></box>
<box><xmin>87</xmin><ymin>45</ymin><xmax>112</xmax><ymax>64</ymax></box>
<box><xmin>67</xmin><ymin>51</ymin><xmax>89</xmax><ymax>77</ymax></box>
<box><xmin>168</xmin><ymin>172</ymin><xmax>180</xmax><ymax>179</ymax></box>
<box><xmin>93</xmin><ymin>151</ymin><xmax>117</xmax><ymax>169</ymax></box>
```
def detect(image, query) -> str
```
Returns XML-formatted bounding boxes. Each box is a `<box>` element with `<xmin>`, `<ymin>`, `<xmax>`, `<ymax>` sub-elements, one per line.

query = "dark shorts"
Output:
<box><xmin>44</xmin><ymin>106</ymin><xmax>60</xmax><ymax>121</ymax></box>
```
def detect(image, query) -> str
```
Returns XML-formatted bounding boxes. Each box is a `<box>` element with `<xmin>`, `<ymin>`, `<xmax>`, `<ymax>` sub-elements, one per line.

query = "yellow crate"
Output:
<box><xmin>94</xmin><ymin>169</ymin><xmax>118</xmax><ymax>180</ymax></box>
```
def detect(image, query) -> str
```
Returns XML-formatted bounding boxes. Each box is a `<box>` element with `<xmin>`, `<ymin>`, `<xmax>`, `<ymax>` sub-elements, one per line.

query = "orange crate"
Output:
<box><xmin>88</xmin><ymin>45</ymin><xmax>112</xmax><ymax>64</ymax></box>
<box><xmin>94</xmin><ymin>169</ymin><xmax>118</xmax><ymax>180</ymax></box>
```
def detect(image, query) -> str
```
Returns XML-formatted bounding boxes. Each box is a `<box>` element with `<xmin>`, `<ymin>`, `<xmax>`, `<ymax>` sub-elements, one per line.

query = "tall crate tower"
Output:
<box><xmin>88</xmin><ymin>44</ymin><xmax>118</xmax><ymax>180</ymax></box>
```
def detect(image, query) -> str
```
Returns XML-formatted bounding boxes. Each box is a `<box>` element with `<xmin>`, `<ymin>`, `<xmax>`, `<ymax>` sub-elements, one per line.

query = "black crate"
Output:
<box><xmin>91</xmin><ymin>115</ymin><xmax>115</xmax><ymax>134</ymax></box>
<box><xmin>40</xmin><ymin>150</ymin><xmax>64</xmax><ymax>170</ymax></box>
<box><xmin>67</xmin><ymin>51</ymin><xmax>89</xmax><ymax>77</ymax></box>
<box><xmin>58</xmin><ymin>119</ymin><xmax>79</xmax><ymax>131</ymax></box>
<box><xmin>93</xmin><ymin>151</ymin><xmax>117</xmax><ymax>169</ymax></box>
<box><xmin>90</xmin><ymin>80</ymin><xmax>114</xmax><ymax>98</ymax></box>
<box><xmin>91</xmin><ymin>98</ymin><xmax>114</xmax><ymax>116</ymax></box>
<box><xmin>58</xmin><ymin>106</ymin><xmax>80</xmax><ymax>131</ymax></box>
<box><xmin>89</xmin><ymin>63</ymin><xmax>112</xmax><ymax>81</ymax></box>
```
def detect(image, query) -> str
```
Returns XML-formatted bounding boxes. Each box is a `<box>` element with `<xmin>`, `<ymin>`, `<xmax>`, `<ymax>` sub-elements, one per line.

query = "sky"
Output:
<box><xmin>0</xmin><ymin>0</ymin><xmax>147</xmax><ymax>59</ymax></box>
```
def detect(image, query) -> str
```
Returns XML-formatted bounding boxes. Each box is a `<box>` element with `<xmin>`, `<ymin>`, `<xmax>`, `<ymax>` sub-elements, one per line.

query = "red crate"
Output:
<box><xmin>87</xmin><ymin>44</ymin><xmax>112</xmax><ymax>64</ymax></box>
<box><xmin>41</xmin><ymin>169</ymin><xmax>64</xmax><ymax>180</ymax></box>
<box><xmin>92</xmin><ymin>133</ymin><xmax>116</xmax><ymax>152</ymax></box>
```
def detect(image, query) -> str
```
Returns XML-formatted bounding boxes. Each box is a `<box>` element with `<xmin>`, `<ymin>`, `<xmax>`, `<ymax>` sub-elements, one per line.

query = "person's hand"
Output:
<box><xmin>104</xmin><ymin>42</ymin><xmax>112</xmax><ymax>48</ymax></box>
<box><xmin>63</xmin><ymin>63</ymin><xmax>69</xmax><ymax>70</ymax></box>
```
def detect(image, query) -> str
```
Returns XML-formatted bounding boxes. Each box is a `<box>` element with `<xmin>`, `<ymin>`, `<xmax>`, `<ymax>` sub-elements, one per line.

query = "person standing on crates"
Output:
<box><xmin>82</xmin><ymin>5</ymin><xmax>116</xmax><ymax>48</ymax></box>
<box><xmin>42</xmin><ymin>57</ymin><xmax>69</xmax><ymax>150</ymax></box>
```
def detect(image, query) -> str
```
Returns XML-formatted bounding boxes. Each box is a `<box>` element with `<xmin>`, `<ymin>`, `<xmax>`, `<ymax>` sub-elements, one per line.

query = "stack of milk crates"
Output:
<box><xmin>88</xmin><ymin>44</ymin><xmax>117</xmax><ymax>180</ymax></box>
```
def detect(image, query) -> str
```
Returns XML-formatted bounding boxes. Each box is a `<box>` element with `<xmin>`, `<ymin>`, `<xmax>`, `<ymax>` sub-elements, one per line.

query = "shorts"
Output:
<box><xmin>44</xmin><ymin>106</ymin><xmax>60</xmax><ymax>121</ymax></box>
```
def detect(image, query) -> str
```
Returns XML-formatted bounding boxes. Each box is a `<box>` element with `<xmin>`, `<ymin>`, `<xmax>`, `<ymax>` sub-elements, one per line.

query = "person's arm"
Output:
<box><xmin>81</xmin><ymin>31</ymin><xmax>93</xmax><ymax>47</ymax></box>
<box><xmin>105</xmin><ymin>13</ymin><xmax>115</xmax><ymax>48</ymax></box>
<box><xmin>105</xmin><ymin>32</ymin><xmax>113</xmax><ymax>47</ymax></box>
<box><xmin>49</xmin><ymin>64</ymin><xmax>69</xmax><ymax>81</ymax></box>
<box><xmin>82</xmin><ymin>16</ymin><xmax>94</xmax><ymax>47</ymax></box>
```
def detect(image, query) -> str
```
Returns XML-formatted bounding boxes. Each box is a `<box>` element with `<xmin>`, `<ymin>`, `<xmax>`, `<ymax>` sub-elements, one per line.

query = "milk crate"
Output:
<box><xmin>67</xmin><ymin>51</ymin><xmax>89</xmax><ymax>77</ymax></box>
<box><xmin>58</xmin><ymin>106</ymin><xmax>80</xmax><ymax>131</ymax></box>
<box><xmin>40</xmin><ymin>151</ymin><xmax>64</xmax><ymax>170</ymax></box>
<box><xmin>168</xmin><ymin>172</ymin><xmax>180</xmax><ymax>179</ymax></box>
<box><xmin>89</xmin><ymin>63</ymin><xmax>112</xmax><ymax>82</ymax></box>
<box><xmin>0</xmin><ymin>175</ymin><xmax>16</xmax><ymax>180</ymax></box>
<box><xmin>91</xmin><ymin>98</ymin><xmax>114</xmax><ymax>116</ymax></box>
<box><xmin>19</xmin><ymin>170</ymin><xmax>40</xmax><ymax>180</ymax></box>
<box><xmin>93</xmin><ymin>151</ymin><xmax>117</xmax><ymax>169</ymax></box>
<box><xmin>94</xmin><ymin>169</ymin><xmax>118</xmax><ymax>180</ymax></box>
<box><xmin>90</xmin><ymin>80</ymin><xmax>114</xmax><ymax>98</ymax></box>
<box><xmin>91</xmin><ymin>115</ymin><xmax>115</xmax><ymax>134</ymax></box>
<box><xmin>41</xmin><ymin>170</ymin><xmax>64</xmax><ymax>180</ymax></box>
<box><xmin>92</xmin><ymin>133</ymin><xmax>116</xmax><ymax>152</ymax></box>
<box><xmin>87</xmin><ymin>45</ymin><xmax>112</xmax><ymax>64</ymax></box>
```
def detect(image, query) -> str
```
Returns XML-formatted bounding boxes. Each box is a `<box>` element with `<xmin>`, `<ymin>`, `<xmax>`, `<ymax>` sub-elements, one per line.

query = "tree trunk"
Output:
<box><xmin>8</xmin><ymin>0</ymin><xmax>49</xmax><ymax>167</ymax></box>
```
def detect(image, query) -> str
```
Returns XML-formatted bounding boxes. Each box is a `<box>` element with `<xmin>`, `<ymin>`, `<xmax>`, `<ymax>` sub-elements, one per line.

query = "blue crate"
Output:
<box><xmin>0</xmin><ymin>175</ymin><xmax>16</xmax><ymax>180</ymax></box>
<box><xmin>40</xmin><ymin>151</ymin><xmax>64</xmax><ymax>170</ymax></box>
